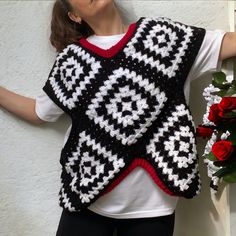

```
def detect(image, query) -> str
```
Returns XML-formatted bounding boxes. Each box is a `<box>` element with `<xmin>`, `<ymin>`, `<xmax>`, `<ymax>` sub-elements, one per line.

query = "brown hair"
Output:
<box><xmin>50</xmin><ymin>0</ymin><xmax>94</xmax><ymax>53</ymax></box>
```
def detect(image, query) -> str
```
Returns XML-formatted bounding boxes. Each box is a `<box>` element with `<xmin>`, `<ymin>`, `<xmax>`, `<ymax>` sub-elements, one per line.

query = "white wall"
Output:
<box><xmin>0</xmin><ymin>1</ymin><xmax>231</xmax><ymax>235</ymax></box>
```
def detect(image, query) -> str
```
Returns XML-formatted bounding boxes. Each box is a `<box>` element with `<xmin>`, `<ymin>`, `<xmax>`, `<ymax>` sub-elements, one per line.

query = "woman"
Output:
<box><xmin>0</xmin><ymin>0</ymin><xmax>235</xmax><ymax>236</ymax></box>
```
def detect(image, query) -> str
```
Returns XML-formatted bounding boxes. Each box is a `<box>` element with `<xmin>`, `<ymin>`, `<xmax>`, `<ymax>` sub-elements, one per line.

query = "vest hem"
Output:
<box><xmin>100</xmin><ymin>158</ymin><xmax>177</xmax><ymax>197</ymax></box>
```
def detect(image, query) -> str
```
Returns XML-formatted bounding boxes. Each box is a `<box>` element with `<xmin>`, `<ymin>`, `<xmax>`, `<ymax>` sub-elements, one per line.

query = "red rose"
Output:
<box><xmin>208</xmin><ymin>104</ymin><xmax>224</xmax><ymax>124</ymax></box>
<box><xmin>219</xmin><ymin>97</ymin><xmax>236</xmax><ymax>111</ymax></box>
<box><xmin>211</xmin><ymin>140</ymin><xmax>234</xmax><ymax>161</ymax></box>
<box><xmin>196</xmin><ymin>125</ymin><xmax>214</xmax><ymax>138</ymax></box>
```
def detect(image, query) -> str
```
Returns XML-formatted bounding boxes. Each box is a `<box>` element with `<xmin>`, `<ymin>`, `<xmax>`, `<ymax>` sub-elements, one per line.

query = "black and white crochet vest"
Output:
<box><xmin>43</xmin><ymin>16</ymin><xmax>206</xmax><ymax>212</ymax></box>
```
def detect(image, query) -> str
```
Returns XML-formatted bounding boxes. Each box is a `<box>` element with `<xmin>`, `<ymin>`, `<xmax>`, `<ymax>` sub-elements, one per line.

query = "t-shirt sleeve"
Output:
<box><xmin>35</xmin><ymin>90</ymin><xmax>64</xmax><ymax>122</ymax></box>
<box><xmin>187</xmin><ymin>29</ymin><xmax>227</xmax><ymax>82</ymax></box>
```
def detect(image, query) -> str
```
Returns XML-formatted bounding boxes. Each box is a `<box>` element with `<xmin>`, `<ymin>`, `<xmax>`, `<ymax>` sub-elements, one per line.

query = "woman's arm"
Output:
<box><xmin>0</xmin><ymin>86</ymin><xmax>45</xmax><ymax>125</ymax></box>
<box><xmin>219</xmin><ymin>32</ymin><xmax>236</xmax><ymax>60</ymax></box>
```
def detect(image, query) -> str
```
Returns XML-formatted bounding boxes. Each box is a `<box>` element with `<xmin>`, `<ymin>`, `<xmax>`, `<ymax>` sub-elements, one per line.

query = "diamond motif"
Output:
<box><xmin>48</xmin><ymin>45</ymin><xmax>102</xmax><ymax>110</ymax></box>
<box><xmin>124</xmin><ymin>17</ymin><xmax>194</xmax><ymax>78</ymax></box>
<box><xmin>67</xmin><ymin>130</ymin><xmax>126</xmax><ymax>203</ymax></box>
<box><xmin>146</xmin><ymin>104</ymin><xmax>197</xmax><ymax>189</ymax></box>
<box><xmin>164</xmin><ymin>125</ymin><xmax>195</xmax><ymax>168</ymax></box>
<box><xmin>86</xmin><ymin>68</ymin><xmax>167</xmax><ymax>145</ymax></box>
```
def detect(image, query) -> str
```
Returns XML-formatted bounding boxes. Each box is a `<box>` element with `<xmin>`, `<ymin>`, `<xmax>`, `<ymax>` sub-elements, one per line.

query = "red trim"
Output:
<box><xmin>79</xmin><ymin>22</ymin><xmax>137</xmax><ymax>58</ymax></box>
<box><xmin>100</xmin><ymin>158</ymin><xmax>176</xmax><ymax>197</ymax></box>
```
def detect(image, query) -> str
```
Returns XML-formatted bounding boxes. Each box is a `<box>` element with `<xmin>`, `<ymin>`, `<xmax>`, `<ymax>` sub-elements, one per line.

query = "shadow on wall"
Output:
<box><xmin>230</xmin><ymin>183</ymin><xmax>236</xmax><ymax>235</ymax></box>
<box><xmin>174</xmin><ymin>146</ymin><xmax>228</xmax><ymax>236</ymax></box>
<box><xmin>230</xmin><ymin>185</ymin><xmax>236</xmax><ymax>212</ymax></box>
<box><xmin>173</xmin><ymin>74</ymin><xmax>229</xmax><ymax>236</ymax></box>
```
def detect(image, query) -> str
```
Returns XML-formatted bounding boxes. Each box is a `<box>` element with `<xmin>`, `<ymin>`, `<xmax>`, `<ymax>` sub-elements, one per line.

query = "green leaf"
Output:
<box><xmin>211</xmin><ymin>90</ymin><xmax>228</xmax><ymax>97</ymax></box>
<box><xmin>212</xmin><ymin>81</ymin><xmax>231</xmax><ymax>89</ymax></box>
<box><xmin>213</xmin><ymin>167</ymin><xmax>233</xmax><ymax>178</ymax></box>
<box><xmin>225</xmin><ymin>86</ymin><xmax>236</xmax><ymax>96</ymax></box>
<box><xmin>226</xmin><ymin>130</ymin><xmax>236</xmax><ymax>143</ymax></box>
<box><xmin>212</xmin><ymin>71</ymin><xmax>227</xmax><ymax>85</ymax></box>
<box><xmin>218</xmin><ymin>122</ymin><xmax>236</xmax><ymax>131</ymax></box>
<box><xmin>204</xmin><ymin>152</ymin><xmax>218</xmax><ymax>161</ymax></box>
<box><xmin>223</xmin><ymin>112</ymin><xmax>236</xmax><ymax>118</ymax></box>
<box><xmin>217</xmin><ymin>120</ymin><xmax>236</xmax><ymax>135</ymax></box>
<box><xmin>231</xmin><ymin>80</ymin><xmax>236</xmax><ymax>88</ymax></box>
<box><xmin>214</xmin><ymin>160</ymin><xmax>230</xmax><ymax>167</ymax></box>
<box><xmin>223</xmin><ymin>170</ymin><xmax>236</xmax><ymax>183</ymax></box>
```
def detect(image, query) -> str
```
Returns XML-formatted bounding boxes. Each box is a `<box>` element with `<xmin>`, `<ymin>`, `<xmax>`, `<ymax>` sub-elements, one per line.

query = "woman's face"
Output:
<box><xmin>68</xmin><ymin>0</ymin><xmax>114</xmax><ymax>22</ymax></box>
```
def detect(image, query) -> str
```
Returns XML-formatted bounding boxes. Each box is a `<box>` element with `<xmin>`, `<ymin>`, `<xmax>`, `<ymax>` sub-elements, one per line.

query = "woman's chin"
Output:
<box><xmin>89</xmin><ymin>0</ymin><xmax>115</xmax><ymax>18</ymax></box>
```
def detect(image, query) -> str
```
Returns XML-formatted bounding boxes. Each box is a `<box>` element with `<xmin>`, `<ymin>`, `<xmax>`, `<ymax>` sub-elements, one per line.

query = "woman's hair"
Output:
<box><xmin>50</xmin><ymin>0</ymin><xmax>94</xmax><ymax>53</ymax></box>
<box><xmin>50</xmin><ymin>0</ymin><xmax>127</xmax><ymax>53</ymax></box>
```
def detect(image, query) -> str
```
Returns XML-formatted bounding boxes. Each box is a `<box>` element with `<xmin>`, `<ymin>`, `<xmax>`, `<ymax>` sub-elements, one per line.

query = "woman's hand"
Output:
<box><xmin>0</xmin><ymin>86</ymin><xmax>45</xmax><ymax>125</ymax></box>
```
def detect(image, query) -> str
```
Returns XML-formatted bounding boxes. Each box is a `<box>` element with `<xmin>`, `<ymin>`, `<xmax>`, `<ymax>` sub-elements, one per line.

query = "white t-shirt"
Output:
<box><xmin>35</xmin><ymin>29</ymin><xmax>226</xmax><ymax>219</ymax></box>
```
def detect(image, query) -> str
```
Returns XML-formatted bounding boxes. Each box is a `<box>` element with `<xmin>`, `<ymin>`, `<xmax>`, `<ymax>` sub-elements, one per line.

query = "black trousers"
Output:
<box><xmin>56</xmin><ymin>208</ymin><xmax>175</xmax><ymax>236</ymax></box>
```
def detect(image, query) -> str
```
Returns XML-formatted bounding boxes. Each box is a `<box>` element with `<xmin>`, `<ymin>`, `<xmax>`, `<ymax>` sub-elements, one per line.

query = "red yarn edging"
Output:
<box><xmin>79</xmin><ymin>22</ymin><xmax>136</xmax><ymax>58</ymax></box>
<box><xmin>100</xmin><ymin>158</ymin><xmax>175</xmax><ymax>197</ymax></box>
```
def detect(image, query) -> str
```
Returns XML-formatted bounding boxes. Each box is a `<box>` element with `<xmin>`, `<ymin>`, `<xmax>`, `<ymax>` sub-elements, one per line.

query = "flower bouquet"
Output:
<box><xmin>197</xmin><ymin>71</ymin><xmax>236</xmax><ymax>193</ymax></box>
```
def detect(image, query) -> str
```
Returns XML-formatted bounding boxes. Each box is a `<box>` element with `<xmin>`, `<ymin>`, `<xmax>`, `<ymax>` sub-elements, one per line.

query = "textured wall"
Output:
<box><xmin>0</xmin><ymin>1</ymin><xmax>231</xmax><ymax>236</ymax></box>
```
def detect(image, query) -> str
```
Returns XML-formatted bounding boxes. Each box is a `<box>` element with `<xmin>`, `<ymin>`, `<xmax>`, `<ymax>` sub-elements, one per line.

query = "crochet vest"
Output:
<box><xmin>43</xmin><ymin>16</ymin><xmax>206</xmax><ymax>212</ymax></box>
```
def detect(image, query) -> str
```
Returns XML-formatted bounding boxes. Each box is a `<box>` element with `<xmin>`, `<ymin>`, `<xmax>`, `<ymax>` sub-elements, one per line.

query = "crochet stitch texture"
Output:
<box><xmin>43</xmin><ymin>16</ymin><xmax>206</xmax><ymax>212</ymax></box>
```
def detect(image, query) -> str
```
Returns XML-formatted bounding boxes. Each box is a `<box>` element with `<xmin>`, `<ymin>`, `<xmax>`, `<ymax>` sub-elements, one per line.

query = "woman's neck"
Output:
<box><xmin>86</xmin><ymin>4</ymin><xmax>128</xmax><ymax>36</ymax></box>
